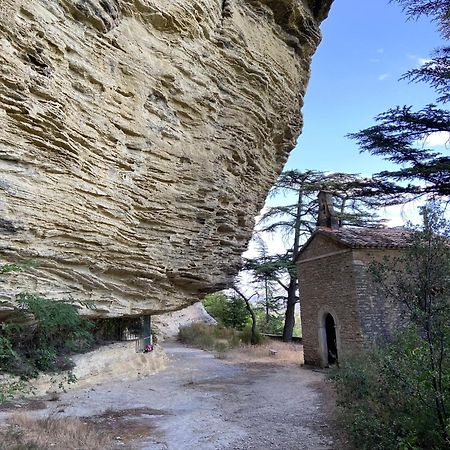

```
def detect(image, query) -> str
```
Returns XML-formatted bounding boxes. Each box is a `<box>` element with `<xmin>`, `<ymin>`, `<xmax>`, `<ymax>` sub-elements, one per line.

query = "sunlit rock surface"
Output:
<box><xmin>0</xmin><ymin>0</ymin><xmax>332</xmax><ymax>317</ymax></box>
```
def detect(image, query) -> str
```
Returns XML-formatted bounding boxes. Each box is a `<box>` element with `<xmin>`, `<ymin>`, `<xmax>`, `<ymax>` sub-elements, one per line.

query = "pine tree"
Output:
<box><xmin>247</xmin><ymin>170</ymin><xmax>383</xmax><ymax>341</ymax></box>
<box><xmin>349</xmin><ymin>0</ymin><xmax>450</xmax><ymax>202</ymax></box>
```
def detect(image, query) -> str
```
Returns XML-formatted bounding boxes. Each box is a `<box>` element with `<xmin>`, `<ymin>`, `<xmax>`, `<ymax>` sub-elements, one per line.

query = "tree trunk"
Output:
<box><xmin>282</xmin><ymin>277</ymin><xmax>297</xmax><ymax>342</ymax></box>
<box><xmin>282</xmin><ymin>187</ymin><xmax>302</xmax><ymax>342</ymax></box>
<box><xmin>233</xmin><ymin>287</ymin><xmax>258</xmax><ymax>345</ymax></box>
<box><xmin>247</xmin><ymin>302</ymin><xmax>258</xmax><ymax>345</ymax></box>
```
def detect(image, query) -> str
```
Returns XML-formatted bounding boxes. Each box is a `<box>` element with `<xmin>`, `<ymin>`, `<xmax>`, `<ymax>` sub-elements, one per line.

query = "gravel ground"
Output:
<box><xmin>0</xmin><ymin>343</ymin><xmax>337</xmax><ymax>450</ymax></box>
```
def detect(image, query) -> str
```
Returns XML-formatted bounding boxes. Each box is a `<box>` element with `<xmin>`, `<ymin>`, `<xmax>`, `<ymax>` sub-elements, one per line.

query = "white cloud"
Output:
<box><xmin>418</xmin><ymin>58</ymin><xmax>432</xmax><ymax>66</ymax></box>
<box><xmin>382</xmin><ymin>202</ymin><xmax>423</xmax><ymax>228</ymax></box>
<box><xmin>407</xmin><ymin>53</ymin><xmax>432</xmax><ymax>67</ymax></box>
<box><xmin>377</xmin><ymin>48</ymin><xmax>384</xmax><ymax>54</ymax></box>
<box><xmin>423</xmin><ymin>131</ymin><xmax>450</xmax><ymax>147</ymax></box>
<box><xmin>378</xmin><ymin>73</ymin><xmax>390</xmax><ymax>81</ymax></box>
<box><xmin>370</xmin><ymin>58</ymin><xmax>381</xmax><ymax>63</ymax></box>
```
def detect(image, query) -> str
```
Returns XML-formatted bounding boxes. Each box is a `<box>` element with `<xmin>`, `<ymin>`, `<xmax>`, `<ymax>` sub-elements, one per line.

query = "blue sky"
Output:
<box><xmin>287</xmin><ymin>0</ymin><xmax>445</xmax><ymax>175</ymax></box>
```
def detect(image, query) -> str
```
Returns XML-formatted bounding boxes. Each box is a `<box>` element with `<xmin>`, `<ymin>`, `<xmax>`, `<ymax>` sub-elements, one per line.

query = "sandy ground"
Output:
<box><xmin>0</xmin><ymin>342</ymin><xmax>338</xmax><ymax>450</ymax></box>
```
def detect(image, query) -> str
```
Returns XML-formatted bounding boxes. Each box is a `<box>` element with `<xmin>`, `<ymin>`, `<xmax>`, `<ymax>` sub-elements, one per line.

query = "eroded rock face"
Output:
<box><xmin>0</xmin><ymin>0</ymin><xmax>332</xmax><ymax>317</ymax></box>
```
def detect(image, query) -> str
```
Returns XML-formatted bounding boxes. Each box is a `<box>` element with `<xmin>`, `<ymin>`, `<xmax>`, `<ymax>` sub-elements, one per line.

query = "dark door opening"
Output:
<box><xmin>325</xmin><ymin>313</ymin><xmax>338</xmax><ymax>365</ymax></box>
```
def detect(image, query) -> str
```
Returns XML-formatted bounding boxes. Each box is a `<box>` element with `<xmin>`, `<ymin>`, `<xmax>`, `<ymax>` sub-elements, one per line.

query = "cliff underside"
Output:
<box><xmin>0</xmin><ymin>0</ymin><xmax>332</xmax><ymax>318</ymax></box>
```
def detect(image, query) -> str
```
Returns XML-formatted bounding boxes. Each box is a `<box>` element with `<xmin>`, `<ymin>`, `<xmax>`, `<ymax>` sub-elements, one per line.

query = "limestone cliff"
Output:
<box><xmin>0</xmin><ymin>0</ymin><xmax>333</xmax><ymax>317</ymax></box>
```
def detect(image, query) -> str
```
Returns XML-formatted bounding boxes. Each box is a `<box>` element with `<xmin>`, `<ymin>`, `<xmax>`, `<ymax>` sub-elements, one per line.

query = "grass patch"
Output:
<box><xmin>178</xmin><ymin>323</ymin><xmax>266</xmax><ymax>352</ymax></box>
<box><xmin>0</xmin><ymin>414</ymin><xmax>114</xmax><ymax>450</ymax></box>
<box><xmin>225</xmin><ymin>341</ymin><xmax>303</xmax><ymax>365</ymax></box>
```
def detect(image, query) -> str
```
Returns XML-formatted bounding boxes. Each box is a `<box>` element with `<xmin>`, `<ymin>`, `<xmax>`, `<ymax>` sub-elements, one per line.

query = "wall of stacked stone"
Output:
<box><xmin>352</xmin><ymin>249</ymin><xmax>409</xmax><ymax>347</ymax></box>
<box><xmin>298</xmin><ymin>238</ymin><xmax>365</xmax><ymax>366</ymax></box>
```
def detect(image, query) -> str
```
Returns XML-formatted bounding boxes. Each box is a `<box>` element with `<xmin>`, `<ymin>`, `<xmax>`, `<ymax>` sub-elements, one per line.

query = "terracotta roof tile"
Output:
<box><xmin>314</xmin><ymin>226</ymin><xmax>411</xmax><ymax>249</ymax></box>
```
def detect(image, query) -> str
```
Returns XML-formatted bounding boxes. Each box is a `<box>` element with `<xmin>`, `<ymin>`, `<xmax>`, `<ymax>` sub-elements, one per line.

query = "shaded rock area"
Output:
<box><xmin>0</xmin><ymin>0</ymin><xmax>333</xmax><ymax>317</ymax></box>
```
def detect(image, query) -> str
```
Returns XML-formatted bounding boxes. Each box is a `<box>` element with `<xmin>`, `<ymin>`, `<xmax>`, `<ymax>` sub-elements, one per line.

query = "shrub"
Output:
<box><xmin>178</xmin><ymin>323</ymin><xmax>268</xmax><ymax>352</ymax></box>
<box><xmin>0</xmin><ymin>414</ymin><xmax>114</xmax><ymax>450</ymax></box>
<box><xmin>331</xmin><ymin>206</ymin><xmax>450</xmax><ymax>449</ymax></box>
<box><xmin>203</xmin><ymin>293</ymin><xmax>250</xmax><ymax>330</ymax></box>
<box><xmin>240</xmin><ymin>325</ymin><xmax>266</xmax><ymax>345</ymax></box>
<box><xmin>178</xmin><ymin>323</ymin><xmax>242</xmax><ymax>351</ymax></box>
<box><xmin>1</xmin><ymin>294</ymin><xmax>95</xmax><ymax>382</ymax></box>
<box><xmin>331</xmin><ymin>328</ymin><xmax>450</xmax><ymax>450</ymax></box>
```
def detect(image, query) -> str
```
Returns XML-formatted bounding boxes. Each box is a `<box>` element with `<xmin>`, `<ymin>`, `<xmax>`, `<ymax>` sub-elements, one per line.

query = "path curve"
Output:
<box><xmin>3</xmin><ymin>343</ymin><xmax>336</xmax><ymax>449</ymax></box>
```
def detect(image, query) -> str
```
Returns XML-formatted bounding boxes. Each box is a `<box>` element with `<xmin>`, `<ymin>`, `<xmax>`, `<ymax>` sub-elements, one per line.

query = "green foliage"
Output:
<box><xmin>17</xmin><ymin>293</ymin><xmax>95</xmax><ymax>353</ymax></box>
<box><xmin>240</xmin><ymin>325</ymin><xmax>266</xmax><ymax>345</ymax></box>
<box><xmin>203</xmin><ymin>293</ymin><xmax>250</xmax><ymax>330</ymax></box>
<box><xmin>253</xmin><ymin>308</ymin><xmax>284</xmax><ymax>334</ymax></box>
<box><xmin>203</xmin><ymin>292</ymin><xmax>227</xmax><ymax>322</ymax></box>
<box><xmin>0</xmin><ymin>261</ymin><xmax>95</xmax><ymax>403</ymax></box>
<box><xmin>349</xmin><ymin>105</ymin><xmax>450</xmax><ymax>201</ymax></box>
<box><xmin>331</xmin><ymin>328</ymin><xmax>450</xmax><ymax>449</ymax></box>
<box><xmin>222</xmin><ymin>297</ymin><xmax>250</xmax><ymax>330</ymax></box>
<box><xmin>394</xmin><ymin>0</ymin><xmax>450</xmax><ymax>39</ymax></box>
<box><xmin>262</xmin><ymin>170</ymin><xmax>384</xmax><ymax>236</ymax></box>
<box><xmin>331</xmin><ymin>205</ymin><xmax>450</xmax><ymax>449</ymax></box>
<box><xmin>178</xmin><ymin>323</ymin><xmax>242</xmax><ymax>352</ymax></box>
<box><xmin>0</xmin><ymin>294</ymin><xmax>95</xmax><ymax>381</ymax></box>
<box><xmin>349</xmin><ymin>2</ymin><xmax>450</xmax><ymax>202</ymax></box>
<box><xmin>402</xmin><ymin>46</ymin><xmax>450</xmax><ymax>103</ymax></box>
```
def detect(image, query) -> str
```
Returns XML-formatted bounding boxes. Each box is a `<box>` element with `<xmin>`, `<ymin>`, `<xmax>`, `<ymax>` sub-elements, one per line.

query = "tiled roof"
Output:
<box><xmin>314</xmin><ymin>226</ymin><xmax>411</xmax><ymax>249</ymax></box>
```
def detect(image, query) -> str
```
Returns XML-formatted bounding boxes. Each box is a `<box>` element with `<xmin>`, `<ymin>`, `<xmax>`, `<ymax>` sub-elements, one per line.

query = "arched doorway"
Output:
<box><xmin>325</xmin><ymin>313</ymin><xmax>338</xmax><ymax>365</ymax></box>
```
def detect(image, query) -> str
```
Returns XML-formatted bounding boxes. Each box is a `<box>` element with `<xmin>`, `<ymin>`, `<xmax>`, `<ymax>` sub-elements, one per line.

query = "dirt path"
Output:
<box><xmin>1</xmin><ymin>343</ymin><xmax>337</xmax><ymax>449</ymax></box>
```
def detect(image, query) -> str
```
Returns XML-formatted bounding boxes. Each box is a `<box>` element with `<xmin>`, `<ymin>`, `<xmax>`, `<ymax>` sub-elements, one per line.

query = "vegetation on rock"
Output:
<box><xmin>0</xmin><ymin>263</ymin><xmax>96</xmax><ymax>403</ymax></box>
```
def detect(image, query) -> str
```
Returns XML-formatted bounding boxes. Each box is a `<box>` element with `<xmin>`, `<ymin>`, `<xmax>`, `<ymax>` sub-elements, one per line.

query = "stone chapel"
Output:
<box><xmin>296</xmin><ymin>192</ymin><xmax>410</xmax><ymax>367</ymax></box>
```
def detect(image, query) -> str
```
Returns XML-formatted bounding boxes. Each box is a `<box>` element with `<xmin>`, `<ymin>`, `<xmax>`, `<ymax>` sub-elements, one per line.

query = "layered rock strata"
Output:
<box><xmin>0</xmin><ymin>0</ymin><xmax>333</xmax><ymax>317</ymax></box>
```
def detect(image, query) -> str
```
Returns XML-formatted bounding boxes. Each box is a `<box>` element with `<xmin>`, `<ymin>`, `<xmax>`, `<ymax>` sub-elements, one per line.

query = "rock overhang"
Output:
<box><xmin>0</xmin><ymin>0</ymin><xmax>333</xmax><ymax>317</ymax></box>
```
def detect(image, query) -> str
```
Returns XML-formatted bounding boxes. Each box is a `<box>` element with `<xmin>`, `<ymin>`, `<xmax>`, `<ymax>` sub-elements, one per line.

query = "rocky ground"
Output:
<box><xmin>0</xmin><ymin>342</ymin><xmax>339</xmax><ymax>450</ymax></box>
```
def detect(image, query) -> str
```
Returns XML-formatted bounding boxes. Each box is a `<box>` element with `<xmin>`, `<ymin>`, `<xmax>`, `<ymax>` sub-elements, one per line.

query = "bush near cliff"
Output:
<box><xmin>0</xmin><ymin>265</ymin><xmax>96</xmax><ymax>402</ymax></box>
<box><xmin>203</xmin><ymin>292</ymin><xmax>250</xmax><ymax>331</ymax></box>
<box><xmin>1</xmin><ymin>293</ymin><xmax>95</xmax><ymax>377</ymax></box>
<box><xmin>178</xmin><ymin>323</ymin><xmax>265</xmax><ymax>353</ymax></box>
<box><xmin>203</xmin><ymin>291</ymin><xmax>284</xmax><ymax>336</ymax></box>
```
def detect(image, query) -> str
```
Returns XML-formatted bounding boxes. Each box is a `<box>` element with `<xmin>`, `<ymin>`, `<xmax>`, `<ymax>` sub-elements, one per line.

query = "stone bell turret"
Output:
<box><xmin>317</xmin><ymin>191</ymin><xmax>339</xmax><ymax>230</ymax></box>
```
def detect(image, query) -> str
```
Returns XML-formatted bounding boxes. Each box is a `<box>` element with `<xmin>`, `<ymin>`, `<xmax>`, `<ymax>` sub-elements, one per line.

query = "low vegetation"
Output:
<box><xmin>1</xmin><ymin>293</ymin><xmax>94</xmax><ymax>378</ymax></box>
<box><xmin>225</xmin><ymin>340</ymin><xmax>303</xmax><ymax>365</ymax></box>
<box><xmin>331</xmin><ymin>206</ymin><xmax>450</xmax><ymax>449</ymax></box>
<box><xmin>0</xmin><ymin>413</ymin><xmax>114</xmax><ymax>450</ymax></box>
<box><xmin>178</xmin><ymin>323</ymin><xmax>265</xmax><ymax>353</ymax></box>
<box><xmin>0</xmin><ymin>264</ymin><xmax>97</xmax><ymax>403</ymax></box>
